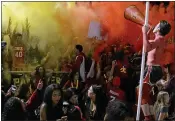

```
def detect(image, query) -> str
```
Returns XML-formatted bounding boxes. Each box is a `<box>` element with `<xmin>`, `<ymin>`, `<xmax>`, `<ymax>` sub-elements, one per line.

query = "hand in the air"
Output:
<box><xmin>6</xmin><ymin>88</ymin><xmax>12</xmax><ymax>96</ymax></box>
<box><xmin>112</xmin><ymin>60</ymin><xmax>117</xmax><ymax>67</ymax></box>
<box><xmin>37</xmin><ymin>79</ymin><xmax>43</xmax><ymax>90</ymax></box>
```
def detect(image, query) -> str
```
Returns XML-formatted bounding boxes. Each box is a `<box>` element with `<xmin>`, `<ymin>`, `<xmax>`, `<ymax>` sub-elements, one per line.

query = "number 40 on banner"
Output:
<box><xmin>15</xmin><ymin>51</ymin><xmax>23</xmax><ymax>58</ymax></box>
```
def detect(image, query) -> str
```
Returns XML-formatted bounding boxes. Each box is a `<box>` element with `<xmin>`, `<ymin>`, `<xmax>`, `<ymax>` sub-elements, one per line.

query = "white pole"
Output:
<box><xmin>136</xmin><ymin>2</ymin><xmax>150</xmax><ymax>121</ymax></box>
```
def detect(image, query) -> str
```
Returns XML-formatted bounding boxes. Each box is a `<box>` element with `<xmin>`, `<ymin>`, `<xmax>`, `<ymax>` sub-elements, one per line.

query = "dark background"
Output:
<box><xmin>150</xmin><ymin>1</ymin><xmax>170</xmax><ymax>7</ymax></box>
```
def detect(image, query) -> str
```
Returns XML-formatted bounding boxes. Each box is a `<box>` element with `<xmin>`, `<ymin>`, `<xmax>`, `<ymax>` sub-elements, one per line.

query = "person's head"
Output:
<box><xmin>88</xmin><ymin>85</ymin><xmax>108</xmax><ymax>114</ymax></box>
<box><xmin>15</xmin><ymin>83</ymin><xmax>30</xmax><ymax>101</ymax></box>
<box><xmin>153</xmin><ymin>91</ymin><xmax>169</xmax><ymax>118</ymax></box>
<box><xmin>2</xmin><ymin>97</ymin><xmax>27</xmax><ymax>121</ymax></box>
<box><xmin>88</xmin><ymin>86</ymin><xmax>96</xmax><ymax>102</ymax></box>
<box><xmin>156</xmin><ymin>79</ymin><xmax>165</xmax><ymax>91</ymax></box>
<box><xmin>75</xmin><ymin>44</ymin><xmax>83</xmax><ymax>55</ymax></box>
<box><xmin>116</xmin><ymin>50</ymin><xmax>125</xmax><ymax>61</ymax></box>
<box><xmin>156</xmin><ymin>91</ymin><xmax>169</xmax><ymax>105</ymax></box>
<box><xmin>44</xmin><ymin>84</ymin><xmax>62</xmax><ymax>106</ymax></box>
<box><xmin>153</xmin><ymin>20</ymin><xmax>171</xmax><ymax>36</ymax></box>
<box><xmin>88</xmin><ymin>85</ymin><xmax>105</xmax><ymax>103</ymax></box>
<box><xmin>104</xmin><ymin>99</ymin><xmax>128</xmax><ymax>121</ymax></box>
<box><xmin>64</xmin><ymin>87</ymin><xmax>78</xmax><ymax>105</ymax></box>
<box><xmin>104</xmin><ymin>66</ymin><xmax>112</xmax><ymax>78</ymax></box>
<box><xmin>108</xmin><ymin>51</ymin><xmax>113</xmax><ymax>57</ymax></box>
<box><xmin>112</xmin><ymin>45</ymin><xmax>117</xmax><ymax>53</ymax></box>
<box><xmin>35</xmin><ymin>66</ymin><xmax>45</xmax><ymax>77</ymax></box>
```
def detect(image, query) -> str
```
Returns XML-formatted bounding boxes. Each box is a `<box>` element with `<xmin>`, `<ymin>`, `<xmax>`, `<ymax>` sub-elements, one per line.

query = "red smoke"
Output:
<box><xmin>91</xmin><ymin>2</ymin><xmax>174</xmax><ymax>62</ymax></box>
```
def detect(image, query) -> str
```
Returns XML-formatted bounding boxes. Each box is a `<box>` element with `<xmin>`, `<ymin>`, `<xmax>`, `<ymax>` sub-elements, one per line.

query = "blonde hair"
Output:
<box><xmin>153</xmin><ymin>91</ymin><xmax>169</xmax><ymax>119</ymax></box>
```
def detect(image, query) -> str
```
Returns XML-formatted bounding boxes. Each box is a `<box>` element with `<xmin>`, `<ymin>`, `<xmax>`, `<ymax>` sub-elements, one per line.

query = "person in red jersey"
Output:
<box><xmin>107</xmin><ymin>76</ymin><xmax>125</xmax><ymax>102</ymax></box>
<box><xmin>70</xmin><ymin>45</ymin><xmax>86</xmax><ymax>83</ymax></box>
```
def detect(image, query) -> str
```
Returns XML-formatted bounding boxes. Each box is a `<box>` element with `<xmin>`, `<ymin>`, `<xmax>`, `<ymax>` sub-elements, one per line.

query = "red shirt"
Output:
<box><xmin>114</xmin><ymin>61</ymin><xmax>129</xmax><ymax>79</ymax></box>
<box><xmin>107</xmin><ymin>84</ymin><xmax>125</xmax><ymax>102</ymax></box>
<box><xmin>72</xmin><ymin>52</ymin><xmax>86</xmax><ymax>72</ymax></box>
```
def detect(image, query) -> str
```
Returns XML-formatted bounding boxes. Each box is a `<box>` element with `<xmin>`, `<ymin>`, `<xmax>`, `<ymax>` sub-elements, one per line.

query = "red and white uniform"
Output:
<box><xmin>72</xmin><ymin>52</ymin><xmax>86</xmax><ymax>82</ymax></box>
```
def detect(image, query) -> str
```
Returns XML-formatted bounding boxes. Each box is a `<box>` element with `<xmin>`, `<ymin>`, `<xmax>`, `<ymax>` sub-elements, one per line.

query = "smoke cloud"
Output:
<box><xmin>2</xmin><ymin>1</ymin><xmax>174</xmax><ymax>68</ymax></box>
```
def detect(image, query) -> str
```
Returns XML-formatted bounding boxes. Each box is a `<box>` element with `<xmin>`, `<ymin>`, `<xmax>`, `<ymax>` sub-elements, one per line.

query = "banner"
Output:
<box><xmin>88</xmin><ymin>21</ymin><xmax>102</xmax><ymax>40</ymax></box>
<box><xmin>13</xmin><ymin>46</ymin><xmax>24</xmax><ymax>68</ymax></box>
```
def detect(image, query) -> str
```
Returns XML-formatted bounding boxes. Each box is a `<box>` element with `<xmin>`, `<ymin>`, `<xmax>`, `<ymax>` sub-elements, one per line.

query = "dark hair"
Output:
<box><xmin>165</xmin><ymin>63</ymin><xmax>171</xmax><ymax>71</ymax></box>
<box><xmin>15</xmin><ymin>83</ymin><xmax>30</xmax><ymax>101</ymax></box>
<box><xmin>33</xmin><ymin>65</ymin><xmax>46</xmax><ymax>89</ymax></box>
<box><xmin>92</xmin><ymin>85</ymin><xmax>107</xmax><ymax>102</ymax></box>
<box><xmin>113</xmin><ymin>50</ymin><xmax>125</xmax><ymax>61</ymax></box>
<box><xmin>2</xmin><ymin>97</ymin><xmax>27</xmax><ymax>121</ymax></box>
<box><xmin>64</xmin><ymin>87</ymin><xmax>77</xmax><ymax>102</ymax></box>
<box><xmin>159</xmin><ymin>20</ymin><xmax>171</xmax><ymax>36</ymax></box>
<box><xmin>35</xmin><ymin>65</ymin><xmax>46</xmax><ymax>77</ymax></box>
<box><xmin>43</xmin><ymin>84</ymin><xmax>64</xmax><ymax>120</ymax></box>
<box><xmin>91</xmin><ymin>85</ymin><xmax>108</xmax><ymax>116</ymax></box>
<box><xmin>75</xmin><ymin>44</ymin><xmax>83</xmax><ymax>52</ymax></box>
<box><xmin>105</xmin><ymin>99</ymin><xmax>128</xmax><ymax>121</ymax></box>
<box><xmin>43</xmin><ymin>84</ymin><xmax>63</xmax><ymax>106</ymax></box>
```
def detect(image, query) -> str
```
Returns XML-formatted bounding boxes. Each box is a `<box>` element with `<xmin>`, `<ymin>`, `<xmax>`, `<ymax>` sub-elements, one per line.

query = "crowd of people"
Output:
<box><xmin>1</xmin><ymin>20</ymin><xmax>175</xmax><ymax>121</ymax></box>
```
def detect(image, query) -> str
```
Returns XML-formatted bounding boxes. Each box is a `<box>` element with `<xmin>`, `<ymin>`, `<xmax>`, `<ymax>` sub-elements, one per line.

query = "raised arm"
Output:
<box><xmin>40</xmin><ymin>103</ymin><xmax>47</xmax><ymax>121</ymax></box>
<box><xmin>142</xmin><ymin>26</ymin><xmax>160</xmax><ymax>52</ymax></box>
<box><xmin>109</xmin><ymin>60</ymin><xmax>117</xmax><ymax>81</ymax></box>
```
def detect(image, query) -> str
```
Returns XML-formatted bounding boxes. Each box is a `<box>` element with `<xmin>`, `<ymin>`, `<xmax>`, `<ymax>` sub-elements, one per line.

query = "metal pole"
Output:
<box><xmin>136</xmin><ymin>2</ymin><xmax>150</xmax><ymax>121</ymax></box>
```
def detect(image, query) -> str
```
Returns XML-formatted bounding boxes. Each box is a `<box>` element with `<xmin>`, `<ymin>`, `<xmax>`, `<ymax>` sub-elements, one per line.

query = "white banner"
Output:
<box><xmin>88</xmin><ymin>21</ymin><xmax>102</xmax><ymax>40</ymax></box>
